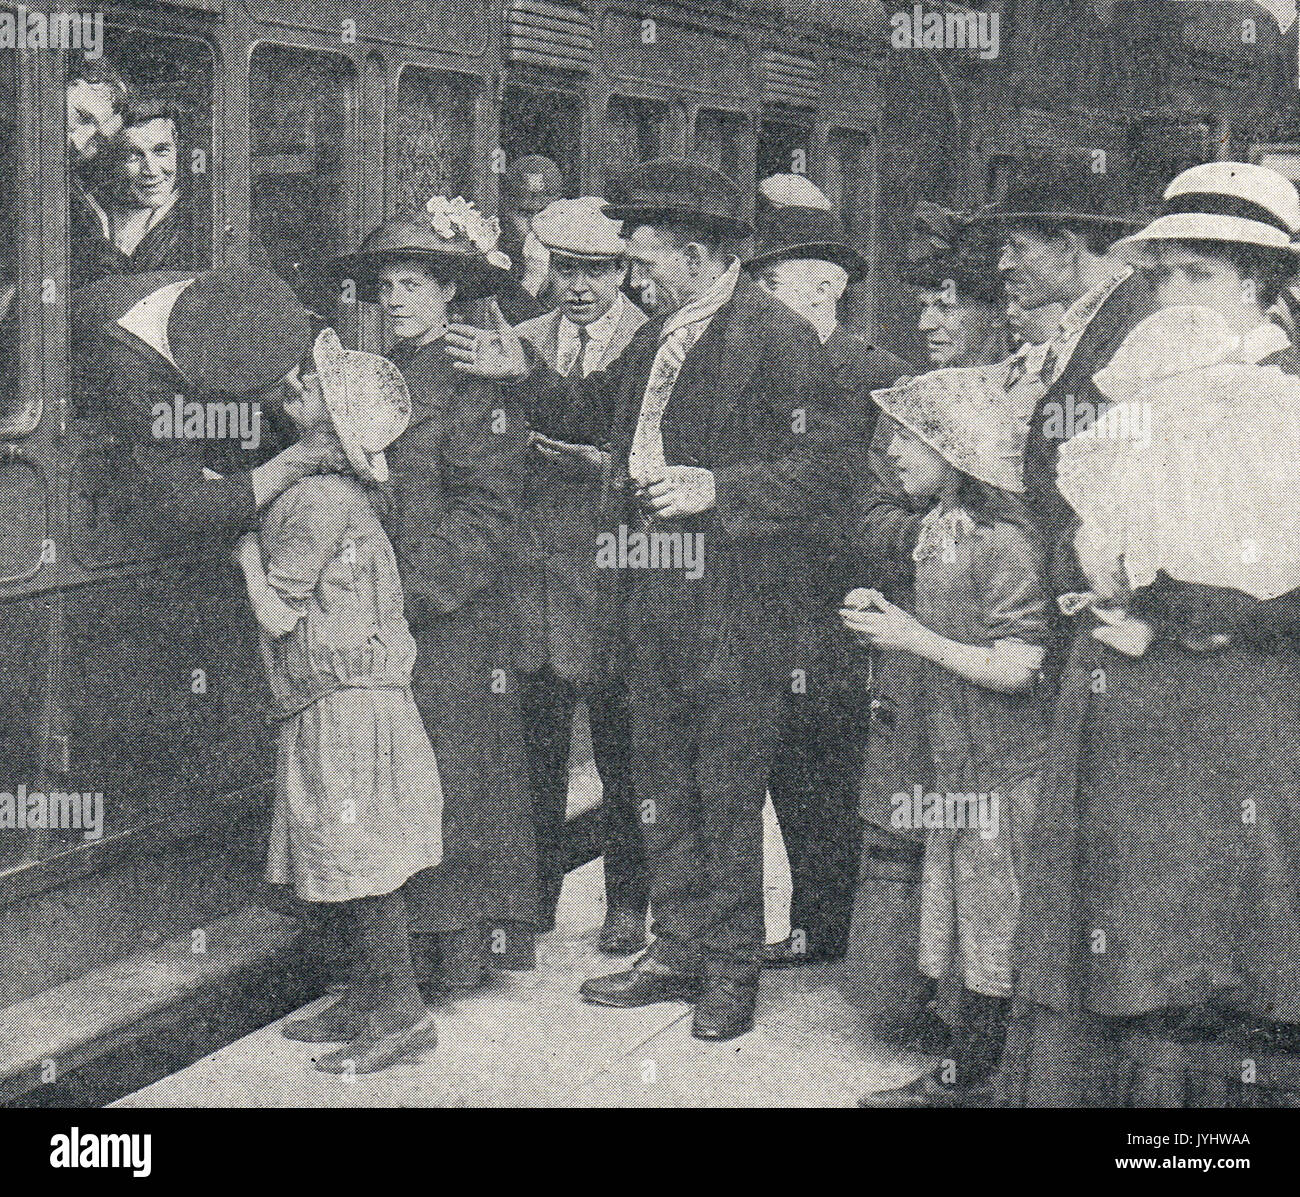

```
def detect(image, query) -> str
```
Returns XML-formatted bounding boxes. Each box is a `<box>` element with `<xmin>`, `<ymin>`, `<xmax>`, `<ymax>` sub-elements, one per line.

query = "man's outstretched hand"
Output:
<box><xmin>445</xmin><ymin>299</ymin><xmax>530</xmax><ymax>379</ymax></box>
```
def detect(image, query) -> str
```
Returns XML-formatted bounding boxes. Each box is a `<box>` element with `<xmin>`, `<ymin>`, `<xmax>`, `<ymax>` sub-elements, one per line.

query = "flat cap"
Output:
<box><xmin>531</xmin><ymin>197</ymin><xmax>627</xmax><ymax>260</ymax></box>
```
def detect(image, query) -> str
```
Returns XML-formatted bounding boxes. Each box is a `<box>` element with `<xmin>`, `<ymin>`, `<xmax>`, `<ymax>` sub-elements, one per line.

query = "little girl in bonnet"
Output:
<box><xmin>236</xmin><ymin>329</ymin><xmax>444</xmax><ymax>1075</ymax></box>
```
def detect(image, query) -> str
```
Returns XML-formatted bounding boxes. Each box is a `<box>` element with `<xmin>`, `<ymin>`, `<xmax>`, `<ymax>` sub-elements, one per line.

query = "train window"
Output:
<box><xmin>250</xmin><ymin>43</ymin><xmax>358</xmax><ymax>309</ymax></box>
<box><xmin>693</xmin><ymin>109</ymin><xmax>747</xmax><ymax>181</ymax></box>
<box><xmin>823</xmin><ymin>130</ymin><xmax>875</xmax><ymax>332</ymax></box>
<box><xmin>69</xmin><ymin>28</ymin><xmax>216</xmax><ymax>290</ymax></box>
<box><xmin>500</xmin><ymin>83</ymin><xmax>581</xmax><ymax>192</ymax></box>
<box><xmin>0</xmin><ymin>44</ymin><xmax>26</xmax><ymax>437</ymax></box>
<box><xmin>758</xmin><ymin>119</ymin><xmax>812</xmax><ymax>181</ymax></box>
<box><xmin>604</xmin><ymin>96</ymin><xmax>669</xmax><ymax>183</ymax></box>
<box><xmin>392</xmin><ymin>66</ymin><xmax>478</xmax><ymax>219</ymax></box>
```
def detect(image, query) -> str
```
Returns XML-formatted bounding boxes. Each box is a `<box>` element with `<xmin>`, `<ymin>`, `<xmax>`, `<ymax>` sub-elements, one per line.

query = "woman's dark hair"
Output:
<box><xmin>1181</xmin><ymin>239</ymin><xmax>1297</xmax><ymax>308</ymax></box>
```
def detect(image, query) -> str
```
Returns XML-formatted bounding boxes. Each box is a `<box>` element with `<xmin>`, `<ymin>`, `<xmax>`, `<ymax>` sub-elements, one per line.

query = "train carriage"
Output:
<box><xmin>1</xmin><ymin>0</ymin><xmax>1298</xmax><ymax>1102</ymax></box>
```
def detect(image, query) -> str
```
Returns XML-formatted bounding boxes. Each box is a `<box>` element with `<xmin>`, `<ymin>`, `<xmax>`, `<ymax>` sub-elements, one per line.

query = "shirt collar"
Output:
<box><xmin>115</xmin><ymin>277</ymin><xmax>196</xmax><ymax>375</ymax></box>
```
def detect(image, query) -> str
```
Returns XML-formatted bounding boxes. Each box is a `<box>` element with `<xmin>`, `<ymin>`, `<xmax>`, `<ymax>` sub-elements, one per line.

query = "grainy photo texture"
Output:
<box><xmin>1</xmin><ymin>0</ymin><xmax>1298</xmax><ymax>1126</ymax></box>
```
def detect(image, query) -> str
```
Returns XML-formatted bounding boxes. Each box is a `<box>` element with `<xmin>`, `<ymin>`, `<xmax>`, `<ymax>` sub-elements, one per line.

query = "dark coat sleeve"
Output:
<box><xmin>76</xmin><ymin>335</ymin><xmax>259</xmax><ymax>557</ymax></box>
<box><xmin>384</xmin><ymin>361</ymin><xmax>529</xmax><ymax>622</ymax></box>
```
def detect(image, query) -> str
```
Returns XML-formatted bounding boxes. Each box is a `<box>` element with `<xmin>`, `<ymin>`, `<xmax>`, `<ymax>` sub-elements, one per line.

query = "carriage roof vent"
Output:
<box><xmin>505</xmin><ymin>0</ymin><xmax>595</xmax><ymax>74</ymax></box>
<box><xmin>763</xmin><ymin>48</ymin><xmax>821</xmax><ymax>109</ymax></box>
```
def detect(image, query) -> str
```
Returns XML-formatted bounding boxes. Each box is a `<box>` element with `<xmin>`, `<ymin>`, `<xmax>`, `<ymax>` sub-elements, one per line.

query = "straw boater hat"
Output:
<box><xmin>743</xmin><ymin>203</ymin><xmax>868</xmax><ymax>281</ymax></box>
<box><xmin>313</xmin><ymin>328</ymin><xmax>411</xmax><ymax>485</ymax></box>
<box><xmin>1115</xmin><ymin>161</ymin><xmax>1300</xmax><ymax>257</ymax></box>
<box><xmin>530</xmin><ymin>197</ymin><xmax>627</xmax><ymax>261</ymax></box>
<box><xmin>329</xmin><ymin>197</ymin><xmax>515</xmax><ymax>303</ymax></box>
<box><xmin>871</xmin><ymin>366</ymin><xmax>1036</xmax><ymax>494</ymax></box>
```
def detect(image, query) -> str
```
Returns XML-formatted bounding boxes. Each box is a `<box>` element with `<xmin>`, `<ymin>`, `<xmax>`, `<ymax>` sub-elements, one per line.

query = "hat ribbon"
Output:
<box><xmin>1163</xmin><ymin>191</ymin><xmax>1296</xmax><ymax>236</ymax></box>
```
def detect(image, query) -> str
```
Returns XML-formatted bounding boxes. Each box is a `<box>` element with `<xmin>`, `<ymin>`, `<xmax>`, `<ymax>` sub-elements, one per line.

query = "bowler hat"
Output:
<box><xmin>501</xmin><ymin>155</ymin><xmax>566</xmax><ymax>215</ymax></box>
<box><xmin>330</xmin><ymin>213</ymin><xmax>514</xmax><ymax>303</ymax></box>
<box><xmin>604</xmin><ymin>158</ymin><xmax>754</xmax><ymax>240</ymax></box>
<box><xmin>164</xmin><ymin>267</ymin><xmax>316</xmax><ymax>395</ymax></box>
<box><xmin>1117</xmin><ymin>161</ymin><xmax>1300</xmax><ymax>257</ymax></box>
<box><xmin>743</xmin><ymin>204</ymin><xmax>867</xmax><ymax>280</ymax></box>
<box><xmin>970</xmin><ymin>149</ymin><xmax>1141</xmax><ymax>232</ymax></box>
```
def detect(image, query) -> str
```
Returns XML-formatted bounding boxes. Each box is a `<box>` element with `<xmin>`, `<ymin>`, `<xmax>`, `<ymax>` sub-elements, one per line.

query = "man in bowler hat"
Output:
<box><xmin>447</xmin><ymin>158</ymin><xmax>835</xmax><ymax>1040</ymax></box>
<box><xmin>744</xmin><ymin>201</ymin><xmax>909</xmax><ymax>967</ymax></box>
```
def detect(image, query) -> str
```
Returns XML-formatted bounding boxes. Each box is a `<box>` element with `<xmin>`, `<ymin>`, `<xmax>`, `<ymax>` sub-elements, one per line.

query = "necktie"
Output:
<box><xmin>572</xmin><ymin>325</ymin><xmax>591</xmax><ymax>377</ymax></box>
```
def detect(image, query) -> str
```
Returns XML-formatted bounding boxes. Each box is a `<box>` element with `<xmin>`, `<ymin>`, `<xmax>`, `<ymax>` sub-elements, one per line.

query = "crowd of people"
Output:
<box><xmin>63</xmin><ymin>48</ymin><xmax>1300</xmax><ymax>1105</ymax></box>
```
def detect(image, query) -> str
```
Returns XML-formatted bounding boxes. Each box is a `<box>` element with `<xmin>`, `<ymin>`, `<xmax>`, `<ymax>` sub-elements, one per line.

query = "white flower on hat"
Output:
<box><xmin>425</xmin><ymin>196</ymin><xmax>502</xmax><ymax>255</ymax></box>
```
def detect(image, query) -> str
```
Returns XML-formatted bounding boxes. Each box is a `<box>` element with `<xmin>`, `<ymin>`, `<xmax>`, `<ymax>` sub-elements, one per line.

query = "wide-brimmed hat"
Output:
<box><xmin>969</xmin><ymin>149</ymin><xmax>1141</xmax><ymax>233</ymax></box>
<box><xmin>743</xmin><ymin>203</ymin><xmax>867</xmax><ymax>280</ymax></box>
<box><xmin>501</xmin><ymin>155</ymin><xmax>566</xmax><ymax>215</ymax></box>
<box><xmin>531</xmin><ymin>197</ymin><xmax>627</xmax><ymax>261</ymax></box>
<box><xmin>899</xmin><ymin>200</ymin><xmax>1002</xmax><ymax>304</ymax></box>
<box><xmin>1116</xmin><ymin>161</ymin><xmax>1300</xmax><ymax>257</ymax></box>
<box><xmin>312</xmin><ymin>328</ymin><xmax>411</xmax><ymax>485</ymax></box>
<box><xmin>603</xmin><ymin>158</ymin><xmax>754</xmax><ymax>240</ymax></box>
<box><xmin>329</xmin><ymin>206</ymin><xmax>514</xmax><ymax>303</ymax></box>
<box><xmin>142</xmin><ymin>267</ymin><xmax>316</xmax><ymax>395</ymax></box>
<box><xmin>871</xmin><ymin>365</ymin><xmax>1036</xmax><ymax>493</ymax></box>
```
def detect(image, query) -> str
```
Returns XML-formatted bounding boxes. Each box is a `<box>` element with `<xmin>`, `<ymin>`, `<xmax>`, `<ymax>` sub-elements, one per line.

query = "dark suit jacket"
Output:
<box><xmin>511</xmin><ymin>300</ymin><xmax>646</xmax><ymax>683</ymax></box>
<box><xmin>69</xmin><ymin>271</ymin><xmax>272</xmax><ymax>564</ymax></box>
<box><xmin>520</xmin><ymin>273</ymin><xmax>841</xmax><ymax>688</ymax></box>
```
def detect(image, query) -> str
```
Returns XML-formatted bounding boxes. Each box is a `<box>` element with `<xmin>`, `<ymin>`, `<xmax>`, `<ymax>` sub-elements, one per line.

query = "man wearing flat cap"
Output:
<box><xmin>743</xmin><ymin>202</ymin><xmax>909</xmax><ymax>969</ymax></box>
<box><xmin>448</xmin><ymin>157</ymin><xmax>836</xmax><ymax>1041</ymax></box>
<box><xmin>70</xmin><ymin>267</ymin><xmax>343</xmax><ymax>561</ymax></box>
<box><xmin>511</xmin><ymin>198</ymin><xmax>650</xmax><ymax>954</ymax></box>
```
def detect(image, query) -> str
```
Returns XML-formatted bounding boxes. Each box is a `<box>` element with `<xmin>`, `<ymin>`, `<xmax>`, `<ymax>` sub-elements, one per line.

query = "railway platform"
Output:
<box><xmin>114</xmin><ymin>805</ymin><xmax>934</xmax><ymax>1108</ymax></box>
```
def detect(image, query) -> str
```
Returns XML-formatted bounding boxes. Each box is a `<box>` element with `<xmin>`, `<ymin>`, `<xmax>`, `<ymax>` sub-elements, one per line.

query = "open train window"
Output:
<box><xmin>693</xmin><ymin>109</ymin><xmax>748</xmax><ymax>181</ymax></box>
<box><xmin>500</xmin><ymin>82</ymin><xmax>581</xmax><ymax>192</ymax></box>
<box><xmin>250</xmin><ymin>43</ymin><xmax>358</xmax><ymax>312</ymax></box>
<box><xmin>0</xmin><ymin>42</ymin><xmax>29</xmax><ymax>438</ymax></box>
<box><xmin>391</xmin><ymin>66</ymin><xmax>478</xmax><ymax>219</ymax></box>
<box><xmin>604</xmin><ymin>96</ymin><xmax>669</xmax><ymax>184</ymax></box>
<box><xmin>69</xmin><ymin>28</ymin><xmax>215</xmax><ymax>290</ymax></box>
<box><xmin>758</xmin><ymin>118</ymin><xmax>812</xmax><ymax>182</ymax></box>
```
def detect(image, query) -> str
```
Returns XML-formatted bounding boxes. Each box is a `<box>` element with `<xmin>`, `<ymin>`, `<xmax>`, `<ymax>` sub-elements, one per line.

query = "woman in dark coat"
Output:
<box><xmin>331</xmin><ymin>207</ymin><xmax>538</xmax><ymax>989</ymax></box>
<box><xmin>1001</xmin><ymin>162</ymin><xmax>1300</xmax><ymax>1108</ymax></box>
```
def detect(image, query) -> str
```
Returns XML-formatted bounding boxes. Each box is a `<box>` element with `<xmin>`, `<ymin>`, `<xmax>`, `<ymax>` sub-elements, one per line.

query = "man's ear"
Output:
<box><xmin>440</xmin><ymin>278</ymin><xmax>458</xmax><ymax>304</ymax></box>
<box><xmin>683</xmin><ymin>241</ymin><xmax>706</xmax><ymax>273</ymax></box>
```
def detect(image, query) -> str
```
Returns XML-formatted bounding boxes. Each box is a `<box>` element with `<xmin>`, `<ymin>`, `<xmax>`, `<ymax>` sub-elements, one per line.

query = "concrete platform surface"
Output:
<box><xmin>116</xmin><ymin>802</ymin><xmax>933</xmax><ymax>1108</ymax></box>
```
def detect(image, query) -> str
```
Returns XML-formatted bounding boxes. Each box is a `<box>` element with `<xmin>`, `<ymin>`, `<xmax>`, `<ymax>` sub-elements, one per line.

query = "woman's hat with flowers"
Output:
<box><xmin>329</xmin><ymin>197</ymin><xmax>515</xmax><ymax>302</ymax></box>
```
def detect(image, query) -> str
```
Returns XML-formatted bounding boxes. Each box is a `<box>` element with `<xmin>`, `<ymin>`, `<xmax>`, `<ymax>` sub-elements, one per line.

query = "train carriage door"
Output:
<box><xmin>822</xmin><ymin>128</ymin><xmax>876</xmax><ymax>333</ymax></box>
<box><xmin>758</xmin><ymin>118</ymin><xmax>813</xmax><ymax>185</ymax></box>
<box><xmin>249</xmin><ymin>43</ymin><xmax>359</xmax><ymax>324</ymax></box>
<box><xmin>603</xmin><ymin>95</ymin><xmax>670</xmax><ymax>191</ymax></box>
<box><xmin>499</xmin><ymin>82</ymin><xmax>582</xmax><ymax>195</ymax></box>
<box><xmin>390</xmin><ymin>66</ymin><xmax>479</xmax><ymax>219</ymax></box>
<box><xmin>0</xmin><ymin>38</ymin><xmax>54</xmax><ymax>869</ymax></box>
